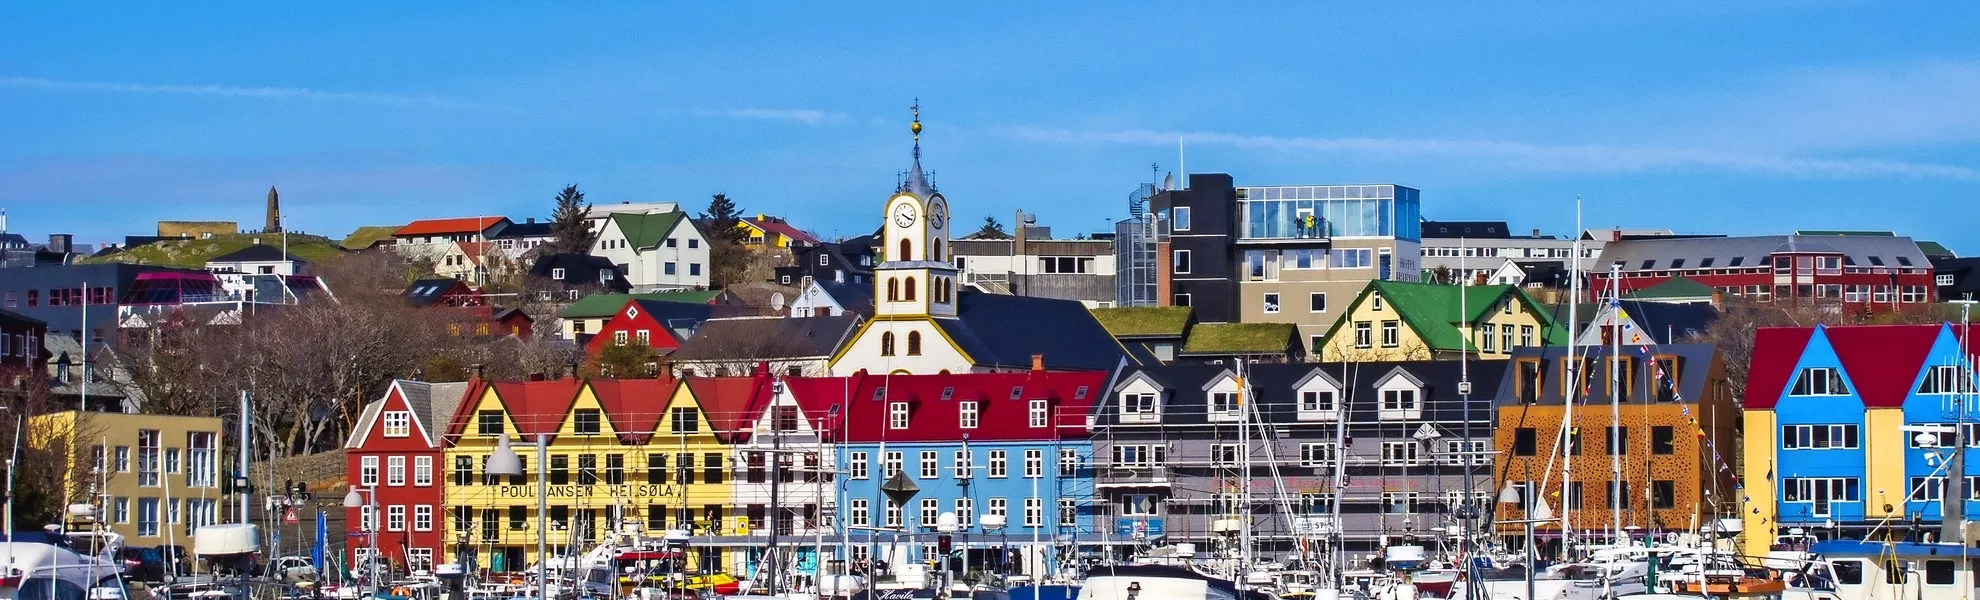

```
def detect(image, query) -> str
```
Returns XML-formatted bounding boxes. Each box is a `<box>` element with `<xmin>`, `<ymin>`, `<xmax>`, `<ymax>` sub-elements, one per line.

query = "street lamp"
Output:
<box><xmin>1498</xmin><ymin>484</ymin><xmax>1554</xmax><ymax>600</ymax></box>
<box><xmin>344</xmin><ymin>487</ymin><xmax>380</xmax><ymax>599</ymax></box>
<box><xmin>484</xmin><ymin>434</ymin><xmax>543</xmax><ymax>600</ymax></box>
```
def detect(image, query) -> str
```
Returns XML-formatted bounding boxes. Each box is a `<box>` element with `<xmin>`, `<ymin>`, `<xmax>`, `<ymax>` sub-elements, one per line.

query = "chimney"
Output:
<box><xmin>527</xmin><ymin>217</ymin><xmax>537</xmax><ymax>224</ymax></box>
<box><xmin>48</xmin><ymin>234</ymin><xmax>72</xmax><ymax>254</ymax></box>
<box><xmin>1531</xmin><ymin>228</ymin><xmax>1541</xmax><ymax>238</ymax></box>
<box><xmin>1610</xmin><ymin>229</ymin><xmax>1622</xmax><ymax>243</ymax></box>
<box><xmin>1031</xmin><ymin>354</ymin><xmax>1044</xmax><ymax>372</ymax></box>
<box><xmin>472</xmin><ymin>363</ymin><xmax>485</xmax><ymax>380</ymax></box>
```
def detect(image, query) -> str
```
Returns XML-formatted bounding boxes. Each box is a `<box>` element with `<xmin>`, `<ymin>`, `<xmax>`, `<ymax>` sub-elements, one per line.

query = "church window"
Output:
<box><xmin>905</xmin><ymin>277</ymin><xmax>917</xmax><ymax>301</ymax></box>
<box><xmin>907</xmin><ymin>331</ymin><xmax>923</xmax><ymax>356</ymax></box>
<box><xmin>899</xmin><ymin>239</ymin><xmax>912</xmax><ymax>262</ymax></box>
<box><xmin>887</xmin><ymin>278</ymin><xmax>899</xmax><ymax>302</ymax></box>
<box><xmin>881</xmin><ymin>332</ymin><xmax>896</xmax><ymax>357</ymax></box>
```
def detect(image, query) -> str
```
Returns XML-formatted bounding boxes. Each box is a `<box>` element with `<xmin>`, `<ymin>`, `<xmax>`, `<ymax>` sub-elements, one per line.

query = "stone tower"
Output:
<box><xmin>265</xmin><ymin>186</ymin><xmax>281</xmax><ymax>232</ymax></box>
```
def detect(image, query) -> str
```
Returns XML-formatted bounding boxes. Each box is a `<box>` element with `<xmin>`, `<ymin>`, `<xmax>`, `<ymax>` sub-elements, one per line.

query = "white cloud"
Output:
<box><xmin>1006</xmin><ymin>126</ymin><xmax>1980</xmax><ymax>181</ymax></box>
<box><xmin>0</xmin><ymin>76</ymin><xmax>487</xmax><ymax>109</ymax></box>
<box><xmin>694</xmin><ymin>107</ymin><xmax>847</xmax><ymax>125</ymax></box>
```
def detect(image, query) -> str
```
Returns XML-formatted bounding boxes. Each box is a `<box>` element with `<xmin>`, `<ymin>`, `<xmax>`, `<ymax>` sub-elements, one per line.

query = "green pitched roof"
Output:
<box><xmin>340</xmin><ymin>225</ymin><xmax>404</xmax><ymax>250</ymax></box>
<box><xmin>610</xmin><ymin>211</ymin><xmax>686</xmax><ymax>249</ymax></box>
<box><xmin>1627</xmin><ymin>276</ymin><xmax>1714</xmax><ymax>300</ymax></box>
<box><xmin>1326</xmin><ymin>280</ymin><xmax>1567</xmax><ymax>353</ymax></box>
<box><xmin>1088</xmin><ymin>306</ymin><xmax>1193</xmax><ymax>338</ymax></box>
<box><xmin>1180</xmin><ymin>322</ymin><xmax>1296</xmax><ymax>355</ymax></box>
<box><xmin>557</xmin><ymin>290</ymin><xmax>720</xmax><ymax>319</ymax></box>
<box><xmin>1917</xmin><ymin>240</ymin><xmax>1954</xmax><ymax>258</ymax></box>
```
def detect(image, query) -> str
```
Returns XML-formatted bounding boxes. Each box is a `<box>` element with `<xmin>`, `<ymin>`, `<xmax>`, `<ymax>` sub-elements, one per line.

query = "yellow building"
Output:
<box><xmin>1315</xmin><ymin>280</ymin><xmax>1567</xmax><ymax>362</ymax></box>
<box><xmin>442</xmin><ymin>376</ymin><xmax>747</xmax><ymax>574</ymax></box>
<box><xmin>736</xmin><ymin>214</ymin><xmax>820</xmax><ymax>249</ymax></box>
<box><xmin>30</xmin><ymin>411</ymin><xmax>227</xmax><ymax>545</ymax></box>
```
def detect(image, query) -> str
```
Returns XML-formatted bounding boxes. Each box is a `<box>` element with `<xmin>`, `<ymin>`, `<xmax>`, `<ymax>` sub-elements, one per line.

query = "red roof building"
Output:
<box><xmin>343</xmin><ymin>380</ymin><xmax>473</xmax><ymax>571</ymax></box>
<box><xmin>1589</xmin><ymin>234</ymin><xmax>1937</xmax><ymax>313</ymax></box>
<box><xmin>783</xmin><ymin>366</ymin><xmax>1109</xmax><ymax>444</ymax></box>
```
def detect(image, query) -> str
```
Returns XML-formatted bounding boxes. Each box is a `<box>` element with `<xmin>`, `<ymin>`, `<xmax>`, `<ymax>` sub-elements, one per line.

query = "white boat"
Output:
<box><xmin>1077</xmin><ymin>564</ymin><xmax>1256</xmax><ymax>600</ymax></box>
<box><xmin>0</xmin><ymin>541</ymin><xmax>125</xmax><ymax>600</ymax></box>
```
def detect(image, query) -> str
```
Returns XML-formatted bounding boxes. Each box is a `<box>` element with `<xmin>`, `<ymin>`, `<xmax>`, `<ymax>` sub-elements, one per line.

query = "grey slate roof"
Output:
<box><xmin>1489</xmin><ymin>343</ymin><xmax>1720</xmax><ymax>406</ymax></box>
<box><xmin>346</xmin><ymin>380</ymin><xmax>472</xmax><ymax>448</ymax></box>
<box><xmin>1103</xmin><ymin>361</ymin><xmax>1505</xmax><ymax>426</ymax></box>
<box><xmin>1594</xmin><ymin>234</ymin><xmax>1933</xmax><ymax>272</ymax></box>
<box><xmin>814</xmin><ymin>279</ymin><xmax>874</xmax><ymax>317</ymax></box>
<box><xmin>934</xmin><ymin>291</ymin><xmax>1127</xmax><ymax>372</ymax></box>
<box><xmin>670</xmin><ymin>315</ymin><xmax>861</xmax><ymax>361</ymax></box>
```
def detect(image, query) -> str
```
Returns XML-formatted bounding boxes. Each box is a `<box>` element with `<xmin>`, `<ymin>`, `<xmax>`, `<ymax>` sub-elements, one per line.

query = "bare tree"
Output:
<box><xmin>670</xmin><ymin>319</ymin><xmax>824</xmax><ymax>377</ymax></box>
<box><xmin>2</xmin><ymin>369</ymin><xmax>93</xmax><ymax>526</ymax></box>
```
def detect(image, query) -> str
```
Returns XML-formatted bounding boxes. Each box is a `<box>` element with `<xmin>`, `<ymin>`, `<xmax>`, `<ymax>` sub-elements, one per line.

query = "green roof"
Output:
<box><xmin>1627</xmin><ymin>276</ymin><xmax>1715</xmax><ymax>300</ymax></box>
<box><xmin>1180</xmin><ymin>322</ymin><xmax>1296</xmax><ymax>355</ymax></box>
<box><xmin>610</xmin><ymin>211</ymin><xmax>686</xmax><ymax>249</ymax></box>
<box><xmin>340</xmin><ymin>225</ymin><xmax>404</xmax><ymax>250</ymax></box>
<box><xmin>1324</xmin><ymin>280</ymin><xmax>1567</xmax><ymax>353</ymax></box>
<box><xmin>83</xmin><ymin>233</ymin><xmax>343</xmax><ymax>268</ymax></box>
<box><xmin>557</xmin><ymin>290</ymin><xmax>720</xmax><ymax>319</ymax></box>
<box><xmin>1917</xmin><ymin>240</ymin><xmax>1954</xmax><ymax>258</ymax></box>
<box><xmin>1088</xmin><ymin>306</ymin><xmax>1193</xmax><ymax>338</ymax></box>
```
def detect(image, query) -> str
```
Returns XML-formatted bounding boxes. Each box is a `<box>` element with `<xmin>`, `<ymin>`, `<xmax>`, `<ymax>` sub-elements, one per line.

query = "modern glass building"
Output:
<box><xmin>1236</xmin><ymin>185</ymin><xmax>1422</xmax><ymax>241</ymax></box>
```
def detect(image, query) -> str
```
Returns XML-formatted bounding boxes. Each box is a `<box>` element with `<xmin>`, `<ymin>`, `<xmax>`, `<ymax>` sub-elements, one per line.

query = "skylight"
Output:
<box><xmin>1728</xmin><ymin>257</ymin><xmax>1744</xmax><ymax>267</ymax></box>
<box><xmin>1669</xmin><ymin>259</ymin><xmax>1686</xmax><ymax>269</ymax></box>
<box><xmin>1640</xmin><ymin>260</ymin><xmax>1656</xmax><ymax>270</ymax></box>
<box><xmin>1898</xmin><ymin>256</ymin><xmax>1914</xmax><ymax>267</ymax></box>
<box><xmin>1009</xmin><ymin>387</ymin><xmax>1024</xmax><ymax>400</ymax></box>
<box><xmin>940</xmin><ymin>387</ymin><xmax>955</xmax><ymax>401</ymax></box>
<box><xmin>1075</xmin><ymin>386</ymin><xmax>1090</xmax><ymax>400</ymax></box>
<box><xmin>1868</xmin><ymin>256</ymin><xmax>1885</xmax><ymax>266</ymax></box>
<box><xmin>872</xmin><ymin>386</ymin><xmax>886</xmax><ymax>401</ymax></box>
<box><xmin>1699</xmin><ymin>257</ymin><xmax>1715</xmax><ymax>268</ymax></box>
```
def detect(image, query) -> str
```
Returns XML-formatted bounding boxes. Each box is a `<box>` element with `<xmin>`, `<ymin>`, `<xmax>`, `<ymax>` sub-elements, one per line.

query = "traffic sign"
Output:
<box><xmin>284</xmin><ymin>507</ymin><xmax>300</xmax><ymax>524</ymax></box>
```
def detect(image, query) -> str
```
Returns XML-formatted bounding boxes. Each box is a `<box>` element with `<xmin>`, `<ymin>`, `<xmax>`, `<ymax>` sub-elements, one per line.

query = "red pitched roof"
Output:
<box><xmin>685</xmin><ymin>374</ymin><xmax>773</xmax><ymax>444</ymax></box>
<box><xmin>455</xmin><ymin>241</ymin><xmax>496</xmax><ymax>266</ymax></box>
<box><xmin>745</xmin><ymin>216</ymin><xmax>821</xmax><ymax>246</ymax></box>
<box><xmin>1825</xmin><ymin>324</ymin><xmax>1943</xmax><ymax>408</ymax></box>
<box><xmin>395</xmin><ymin>217</ymin><xmax>508</xmax><ymax>237</ymax></box>
<box><xmin>588</xmin><ymin>377</ymin><xmax>679</xmax><ymax>443</ymax></box>
<box><xmin>1745</xmin><ymin>327</ymin><xmax>1814</xmax><ymax>410</ymax></box>
<box><xmin>441</xmin><ymin>378</ymin><xmax>584</xmax><ymax>440</ymax></box>
<box><xmin>785</xmin><ymin>369</ymin><xmax>1109</xmax><ymax>444</ymax></box>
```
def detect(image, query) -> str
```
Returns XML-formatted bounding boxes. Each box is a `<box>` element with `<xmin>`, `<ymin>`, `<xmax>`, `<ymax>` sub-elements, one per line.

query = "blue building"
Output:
<box><xmin>787</xmin><ymin>370</ymin><xmax>1106</xmax><ymax>580</ymax></box>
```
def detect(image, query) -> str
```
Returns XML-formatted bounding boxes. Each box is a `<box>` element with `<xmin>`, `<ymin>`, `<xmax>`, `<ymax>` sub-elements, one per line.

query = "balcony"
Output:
<box><xmin>1096</xmin><ymin>465</ymin><xmax>1170</xmax><ymax>488</ymax></box>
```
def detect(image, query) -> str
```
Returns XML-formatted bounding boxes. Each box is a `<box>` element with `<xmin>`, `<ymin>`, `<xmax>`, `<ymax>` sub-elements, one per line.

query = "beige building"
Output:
<box><xmin>32</xmin><ymin>411</ymin><xmax>227</xmax><ymax>544</ymax></box>
<box><xmin>1314</xmin><ymin>280</ymin><xmax>1569</xmax><ymax>363</ymax></box>
<box><xmin>1236</xmin><ymin>236</ymin><xmax>1419</xmax><ymax>351</ymax></box>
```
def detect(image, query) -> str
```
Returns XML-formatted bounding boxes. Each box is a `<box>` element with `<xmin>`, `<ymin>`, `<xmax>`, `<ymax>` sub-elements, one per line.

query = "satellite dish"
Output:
<box><xmin>770</xmin><ymin>292</ymin><xmax>786</xmax><ymax>312</ymax></box>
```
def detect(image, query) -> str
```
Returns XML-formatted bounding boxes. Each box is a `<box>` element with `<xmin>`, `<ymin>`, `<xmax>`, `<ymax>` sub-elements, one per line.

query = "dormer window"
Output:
<box><xmin>1375</xmin><ymin>368</ymin><xmax>1426</xmax><ymax>420</ymax></box>
<box><xmin>551</xmin><ymin>268</ymin><xmax>566</xmax><ymax>280</ymax></box>
<box><xmin>1300</xmin><ymin>390</ymin><xmax>1336</xmax><ymax>413</ymax></box>
<box><xmin>1382</xmin><ymin>389</ymin><xmax>1419</xmax><ymax>417</ymax></box>
<box><xmin>1371</xmin><ymin>292</ymin><xmax>1384</xmax><ymax>311</ymax></box>
<box><xmin>1210</xmin><ymin>392</ymin><xmax>1239</xmax><ymax>416</ymax></box>
<box><xmin>1119</xmin><ymin>392</ymin><xmax>1159</xmax><ymax>422</ymax></box>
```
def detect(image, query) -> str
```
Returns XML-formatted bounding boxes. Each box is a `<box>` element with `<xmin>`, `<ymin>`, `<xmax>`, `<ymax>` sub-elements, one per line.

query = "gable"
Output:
<box><xmin>1745</xmin><ymin>327</ymin><xmax>1815</xmax><ymax>410</ymax></box>
<box><xmin>1826</xmin><ymin>325</ymin><xmax>1940</xmax><ymax>409</ymax></box>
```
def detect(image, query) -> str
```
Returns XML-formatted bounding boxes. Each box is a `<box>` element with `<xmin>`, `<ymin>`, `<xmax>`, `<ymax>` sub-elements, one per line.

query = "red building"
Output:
<box><xmin>1589</xmin><ymin>234</ymin><xmax>1936</xmax><ymax>312</ymax></box>
<box><xmin>584</xmin><ymin>299</ymin><xmax>713</xmax><ymax>362</ymax></box>
<box><xmin>342</xmin><ymin>379</ymin><xmax>474</xmax><ymax>571</ymax></box>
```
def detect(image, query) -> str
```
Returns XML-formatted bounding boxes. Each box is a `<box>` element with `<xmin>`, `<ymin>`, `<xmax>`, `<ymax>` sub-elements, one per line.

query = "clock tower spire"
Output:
<box><xmin>877</xmin><ymin>101</ymin><xmax>956</xmax><ymax>319</ymax></box>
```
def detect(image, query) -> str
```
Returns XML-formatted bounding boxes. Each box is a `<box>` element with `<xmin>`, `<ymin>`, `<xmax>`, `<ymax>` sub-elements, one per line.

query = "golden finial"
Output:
<box><xmin>910</xmin><ymin>99</ymin><xmax>922</xmax><ymax>139</ymax></box>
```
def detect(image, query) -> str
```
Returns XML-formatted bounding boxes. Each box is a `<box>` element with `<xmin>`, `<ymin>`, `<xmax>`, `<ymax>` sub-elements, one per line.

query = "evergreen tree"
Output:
<box><xmin>975</xmin><ymin>216</ymin><xmax>1008</xmax><ymax>238</ymax></box>
<box><xmin>700</xmin><ymin>193</ymin><xmax>752</xmax><ymax>287</ymax></box>
<box><xmin>699</xmin><ymin>193</ymin><xmax>748</xmax><ymax>244</ymax></box>
<box><xmin>548</xmin><ymin>184</ymin><xmax>595</xmax><ymax>253</ymax></box>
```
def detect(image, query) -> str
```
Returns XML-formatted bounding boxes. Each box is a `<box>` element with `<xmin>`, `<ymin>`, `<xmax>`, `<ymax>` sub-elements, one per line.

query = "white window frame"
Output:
<box><xmin>1173</xmin><ymin>207</ymin><xmax>1191</xmax><ymax>231</ymax></box>
<box><xmin>849</xmin><ymin>452</ymin><xmax>869</xmax><ymax>480</ymax></box>
<box><xmin>1309</xmin><ymin>292</ymin><xmax>1326</xmax><ymax>313</ymax></box>
<box><xmin>1263</xmin><ymin>292</ymin><xmax>1281</xmax><ymax>314</ymax></box>
<box><xmin>1173</xmin><ymin>250</ymin><xmax>1191</xmax><ymax>274</ymax></box>
<box><xmin>1024</xmin><ymin>449</ymin><xmax>1044</xmax><ymax>478</ymax></box>
<box><xmin>382</xmin><ymin>411</ymin><xmax>412</xmax><ymax>438</ymax></box>
<box><xmin>988</xmin><ymin>450</ymin><xmax>1009</xmax><ymax>478</ymax></box>
<box><xmin>919</xmin><ymin>451</ymin><xmax>938</xmax><ymax>479</ymax></box>
<box><xmin>1380</xmin><ymin>441</ymin><xmax>1420</xmax><ymax>467</ymax></box>
<box><xmin>1025</xmin><ymin>497</ymin><xmax>1043</xmax><ymax>528</ymax></box>
<box><xmin>1790</xmin><ymin>367</ymin><xmax>1850</xmax><ymax>396</ymax></box>
<box><xmin>1300</xmin><ymin>442</ymin><xmax>1337</xmax><ymax>467</ymax></box>
<box><xmin>361</xmin><ymin>456</ymin><xmax>380</xmax><ymax>486</ymax></box>
<box><xmin>890</xmin><ymin>402</ymin><xmax>909</xmax><ymax>429</ymax></box>
<box><xmin>414</xmin><ymin>456</ymin><xmax>433</xmax><ymax>486</ymax></box>
<box><xmin>884</xmin><ymin>451</ymin><xmax>903</xmax><ymax>478</ymax></box>
<box><xmin>387</xmin><ymin>505</ymin><xmax>407</xmax><ymax>532</ymax></box>
<box><xmin>387</xmin><ymin>456</ymin><xmax>407</xmax><ymax>486</ymax></box>
<box><xmin>414</xmin><ymin>505</ymin><xmax>434</xmax><ymax>531</ymax></box>
<box><xmin>960</xmin><ymin>401</ymin><xmax>980</xmax><ymax>428</ymax></box>
<box><xmin>850</xmin><ymin>499</ymin><xmax>870</xmax><ymax>527</ymax></box>
<box><xmin>1029</xmin><ymin>399</ymin><xmax>1049</xmax><ymax>428</ymax></box>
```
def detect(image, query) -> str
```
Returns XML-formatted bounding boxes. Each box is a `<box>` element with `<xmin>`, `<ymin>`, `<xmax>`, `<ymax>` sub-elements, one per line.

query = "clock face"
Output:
<box><xmin>929</xmin><ymin>203</ymin><xmax>947</xmax><ymax>229</ymax></box>
<box><xmin>893</xmin><ymin>202</ymin><xmax>918</xmax><ymax>228</ymax></box>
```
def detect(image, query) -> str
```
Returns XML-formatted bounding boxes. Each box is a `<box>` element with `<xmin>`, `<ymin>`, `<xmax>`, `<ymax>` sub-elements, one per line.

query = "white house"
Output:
<box><xmin>204</xmin><ymin>244</ymin><xmax>303</xmax><ymax>276</ymax></box>
<box><xmin>590</xmin><ymin>210</ymin><xmax>711</xmax><ymax>291</ymax></box>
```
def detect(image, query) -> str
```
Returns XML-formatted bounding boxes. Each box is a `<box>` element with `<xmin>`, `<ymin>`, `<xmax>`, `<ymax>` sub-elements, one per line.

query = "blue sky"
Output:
<box><xmin>4</xmin><ymin>2</ymin><xmax>1978</xmax><ymax>251</ymax></box>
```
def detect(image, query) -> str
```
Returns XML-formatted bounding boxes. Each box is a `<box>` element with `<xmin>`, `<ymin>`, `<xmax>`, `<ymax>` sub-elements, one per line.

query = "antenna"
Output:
<box><xmin>1178</xmin><ymin>137</ymin><xmax>1187</xmax><ymax>188</ymax></box>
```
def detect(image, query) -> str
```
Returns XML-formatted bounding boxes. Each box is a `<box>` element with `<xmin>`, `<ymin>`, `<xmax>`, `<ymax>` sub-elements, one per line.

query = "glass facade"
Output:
<box><xmin>1236</xmin><ymin>185</ymin><xmax>1420</xmax><ymax>241</ymax></box>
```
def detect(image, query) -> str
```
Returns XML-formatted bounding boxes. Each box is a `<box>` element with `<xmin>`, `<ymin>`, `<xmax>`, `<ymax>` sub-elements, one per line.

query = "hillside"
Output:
<box><xmin>85</xmin><ymin>233</ymin><xmax>345</xmax><ymax>268</ymax></box>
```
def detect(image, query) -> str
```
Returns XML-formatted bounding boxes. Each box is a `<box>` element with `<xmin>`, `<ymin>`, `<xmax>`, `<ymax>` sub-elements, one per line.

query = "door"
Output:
<box><xmin>1813</xmin><ymin>479</ymin><xmax>1832</xmax><ymax>517</ymax></box>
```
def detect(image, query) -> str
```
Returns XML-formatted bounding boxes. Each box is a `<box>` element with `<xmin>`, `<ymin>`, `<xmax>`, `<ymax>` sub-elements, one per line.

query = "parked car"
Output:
<box><xmin>115</xmin><ymin>547</ymin><xmax>166</xmax><ymax>583</ymax></box>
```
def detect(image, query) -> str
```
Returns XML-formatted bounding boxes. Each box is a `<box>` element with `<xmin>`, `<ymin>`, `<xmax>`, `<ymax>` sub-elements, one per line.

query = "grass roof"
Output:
<box><xmin>1628</xmin><ymin>276</ymin><xmax>1714</xmax><ymax>299</ymax></box>
<box><xmin>84</xmin><ymin>233</ymin><xmax>343</xmax><ymax>268</ymax></box>
<box><xmin>1088</xmin><ymin>306</ymin><xmax>1193</xmax><ymax>338</ymax></box>
<box><xmin>340</xmin><ymin>225</ymin><xmax>404</xmax><ymax>250</ymax></box>
<box><xmin>558</xmin><ymin>290</ymin><xmax>721</xmax><ymax>319</ymax></box>
<box><xmin>1180</xmin><ymin>322</ymin><xmax>1295</xmax><ymax>354</ymax></box>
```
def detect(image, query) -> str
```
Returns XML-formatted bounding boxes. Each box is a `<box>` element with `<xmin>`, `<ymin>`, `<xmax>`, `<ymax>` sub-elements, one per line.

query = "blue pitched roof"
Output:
<box><xmin>932</xmin><ymin>292</ymin><xmax>1126</xmax><ymax>371</ymax></box>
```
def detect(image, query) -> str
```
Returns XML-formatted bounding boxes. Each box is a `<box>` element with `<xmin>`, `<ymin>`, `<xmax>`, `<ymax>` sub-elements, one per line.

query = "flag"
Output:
<box><xmin>313</xmin><ymin>510</ymin><xmax>328</xmax><ymax>574</ymax></box>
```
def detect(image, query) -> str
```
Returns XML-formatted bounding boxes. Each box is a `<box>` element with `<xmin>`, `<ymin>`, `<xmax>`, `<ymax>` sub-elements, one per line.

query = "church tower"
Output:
<box><xmin>875</xmin><ymin>102</ymin><xmax>958</xmax><ymax>319</ymax></box>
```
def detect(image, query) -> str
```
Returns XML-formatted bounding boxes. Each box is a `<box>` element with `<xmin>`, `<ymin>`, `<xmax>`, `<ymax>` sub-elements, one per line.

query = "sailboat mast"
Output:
<box><xmin>1610</xmin><ymin>265</ymin><xmax>1623</xmax><ymax>544</ymax></box>
<box><xmin>1563</xmin><ymin>196</ymin><xmax>1581</xmax><ymax>555</ymax></box>
<box><xmin>1238</xmin><ymin>359</ymin><xmax>1253</xmax><ymax>582</ymax></box>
